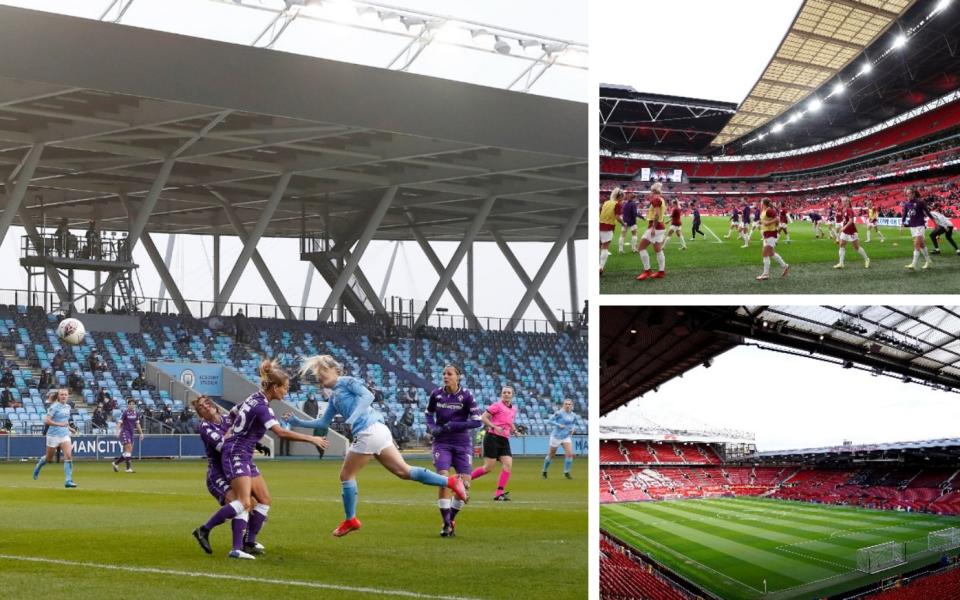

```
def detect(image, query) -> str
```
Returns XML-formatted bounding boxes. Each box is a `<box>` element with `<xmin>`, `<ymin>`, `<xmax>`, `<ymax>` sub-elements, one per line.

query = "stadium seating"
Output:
<box><xmin>0</xmin><ymin>306</ymin><xmax>587</xmax><ymax>441</ymax></box>
<box><xmin>866</xmin><ymin>565</ymin><xmax>960</xmax><ymax>599</ymax></box>
<box><xmin>600</xmin><ymin>536</ymin><xmax>690</xmax><ymax>600</ymax></box>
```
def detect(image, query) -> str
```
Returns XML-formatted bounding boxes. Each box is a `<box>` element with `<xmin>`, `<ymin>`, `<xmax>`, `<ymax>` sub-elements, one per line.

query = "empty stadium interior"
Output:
<box><xmin>600</xmin><ymin>305</ymin><xmax>960</xmax><ymax>600</ymax></box>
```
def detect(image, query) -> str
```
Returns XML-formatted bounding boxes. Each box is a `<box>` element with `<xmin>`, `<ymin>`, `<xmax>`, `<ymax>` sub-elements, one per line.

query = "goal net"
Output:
<box><xmin>856</xmin><ymin>541</ymin><xmax>906</xmax><ymax>574</ymax></box>
<box><xmin>929</xmin><ymin>527</ymin><xmax>960</xmax><ymax>552</ymax></box>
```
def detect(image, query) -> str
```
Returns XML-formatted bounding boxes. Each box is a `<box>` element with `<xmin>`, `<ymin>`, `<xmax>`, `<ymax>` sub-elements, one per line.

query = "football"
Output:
<box><xmin>56</xmin><ymin>317</ymin><xmax>86</xmax><ymax>346</ymax></box>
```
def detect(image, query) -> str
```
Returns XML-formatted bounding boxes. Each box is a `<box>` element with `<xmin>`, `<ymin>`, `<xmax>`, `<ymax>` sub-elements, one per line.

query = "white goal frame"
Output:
<box><xmin>929</xmin><ymin>527</ymin><xmax>960</xmax><ymax>552</ymax></box>
<box><xmin>856</xmin><ymin>541</ymin><xmax>906</xmax><ymax>574</ymax></box>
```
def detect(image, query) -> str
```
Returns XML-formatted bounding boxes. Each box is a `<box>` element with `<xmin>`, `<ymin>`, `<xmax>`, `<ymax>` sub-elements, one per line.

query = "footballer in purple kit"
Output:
<box><xmin>426</xmin><ymin>364</ymin><xmax>482</xmax><ymax>537</ymax></box>
<box><xmin>112</xmin><ymin>398</ymin><xmax>143</xmax><ymax>473</ymax></box>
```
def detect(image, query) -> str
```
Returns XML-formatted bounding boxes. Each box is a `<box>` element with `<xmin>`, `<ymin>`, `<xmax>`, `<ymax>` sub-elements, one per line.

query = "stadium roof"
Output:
<box><xmin>754</xmin><ymin>437</ymin><xmax>960</xmax><ymax>460</ymax></box>
<box><xmin>725</xmin><ymin>0</ymin><xmax>960</xmax><ymax>153</ymax></box>
<box><xmin>713</xmin><ymin>0</ymin><xmax>916</xmax><ymax>147</ymax></box>
<box><xmin>600</xmin><ymin>305</ymin><xmax>960</xmax><ymax>416</ymax></box>
<box><xmin>599</xmin><ymin>88</ymin><xmax>737</xmax><ymax>155</ymax></box>
<box><xmin>0</xmin><ymin>6</ymin><xmax>586</xmax><ymax>243</ymax></box>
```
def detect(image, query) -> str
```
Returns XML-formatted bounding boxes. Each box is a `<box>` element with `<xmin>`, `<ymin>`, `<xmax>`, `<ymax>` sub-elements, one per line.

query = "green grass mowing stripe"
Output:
<box><xmin>734</xmin><ymin>497</ymin><xmax>960</xmax><ymax>530</ymax></box>
<box><xmin>606</xmin><ymin>503</ymin><xmax>827</xmax><ymax>590</ymax></box>
<box><xmin>721</xmin><ymin>497</ymin><xmax>938</xmax><ymax>531</ymax></box>
<box><xmin>661</xmin><ymin>497</ymin><xmax>852</xmax><ymax>536</ymax></box>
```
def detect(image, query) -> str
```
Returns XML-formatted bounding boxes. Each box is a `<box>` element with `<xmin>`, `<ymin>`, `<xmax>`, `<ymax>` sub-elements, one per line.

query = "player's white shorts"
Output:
<box><xmin>668</xmin><ymin>225</ymin><xmax>682</xmax><ymax>233</ymax></box>
<box><xmin>46</xmin><ymin>434</ymin><xmax>70</xmax><ymax>448</ymax></box>
<box><xmin>641</xmin><ymin>229</ymin><xmax>665</xmax><ymax>244</ymax></box>
<box><xmin>549</xmin><ymin>435</ymin><xmax>572</xmax><ymax>449</ymax></box>
<box><xmin>839</xmin><ymin>233</ymin><xmax>859</xmax><ymax>243</ymax></box>
<box><xmin>762</xmin><ymin>236</ymin><xmax>778</xmax><ymax>248</ymax></box>
<box><xmin>348</xmin><ymin>422</ymin><xmax>394</xmax><ymax>455</ymax></box>
<box><xmin>910</xmin><ymin>226</ymin><xmax>925</xmax><ymax>238</ymax></box>
<box><xmin>599</xmin><ymin>230</ymin><xmax>613</xmax><ymax>244</ymax></box>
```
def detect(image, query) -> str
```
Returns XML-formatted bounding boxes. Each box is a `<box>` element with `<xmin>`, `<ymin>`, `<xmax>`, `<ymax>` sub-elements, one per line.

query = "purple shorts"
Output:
<box><xmin>207</xmin><ymin>470</ymin><xmax>232</xmax><ymax>505</ymax></box>
<box><xmin>222</xmin><ymin>450</ymin><xmax>261</xmax><ymax>481</ymax></box>
<box><xmin>120</xmin><ymin>432</ymin><xmax>133</xmax><ymax>446</ymax></box>
<box><xmin>433</xmin><ymin>442</ymin><xmax>472</xmax><ymax>474</ymax></box>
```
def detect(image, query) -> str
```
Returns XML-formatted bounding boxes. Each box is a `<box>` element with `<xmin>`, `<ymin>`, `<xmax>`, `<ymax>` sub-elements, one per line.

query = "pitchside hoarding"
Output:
<box><xmin>0</xmin><ymin>435</ymin><xmax>206</xmax><ymax>459</ymax></box>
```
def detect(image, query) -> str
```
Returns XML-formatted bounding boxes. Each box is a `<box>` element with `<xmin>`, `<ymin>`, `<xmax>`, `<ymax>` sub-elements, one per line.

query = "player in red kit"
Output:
<box><xmin>834</xmin><ymin>197</ymin><xmax>870</xmax><ymax>269</ymax></box>
<box><xmin>636</xmin><ymin>183</ymin><xmax>667</xmax><ymax>280</ymax></box>
<box><xmin>662</xmin><ymin>198</ymin><xmax>687</xmax><ymax>250</ymax></box>
<box><xmin>755</xmin><ymin>198</ymin><xmax>789</xmax><ymax>281</ymax></box>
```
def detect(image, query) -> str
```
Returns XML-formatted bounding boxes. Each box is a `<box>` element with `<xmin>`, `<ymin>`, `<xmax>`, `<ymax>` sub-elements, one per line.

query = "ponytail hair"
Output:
<box><xmin>259</xmin><ymin>359</ymin><xmax>289</xmax><ymax>392</ymax></box>
<box><xmin>300</xmin><ymin>354</ymin><xmax>343</xmax><ymax>380</ymax></box>
<box><xmin>610</xmin><ymin>187</ymin><xmax>623</xmax><ymax>202</ymax></box>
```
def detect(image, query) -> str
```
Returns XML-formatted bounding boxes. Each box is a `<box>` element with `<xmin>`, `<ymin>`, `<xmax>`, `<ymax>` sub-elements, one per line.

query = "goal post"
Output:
<box><xmin>856</xmin><ymin>541</ymin><xmax>906</xmax><ymax>574</ymax></box>
<box><xmin>928</xmin><ymin>527</ymin><xmax>960</xmax><ymax>552</ymax></box>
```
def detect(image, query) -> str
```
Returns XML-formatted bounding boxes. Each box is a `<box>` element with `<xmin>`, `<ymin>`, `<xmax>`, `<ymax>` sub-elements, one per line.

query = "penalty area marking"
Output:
<box><xmin>0</xmin><ymin>554</ymin><xmax>485</xmax><ymax>600</ymax></box>
<box><xmin>701</xmin><ymin>224</ymin><xmax>723</xmax><ymax>243</ymax></box>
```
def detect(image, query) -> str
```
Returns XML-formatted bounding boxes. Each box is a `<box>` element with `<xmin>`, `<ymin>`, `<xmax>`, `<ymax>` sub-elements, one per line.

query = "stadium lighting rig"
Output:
<box><xmin>743</xmin><ymin>0</ymin><xmax>953</xmax><ymax>147</ymax></box>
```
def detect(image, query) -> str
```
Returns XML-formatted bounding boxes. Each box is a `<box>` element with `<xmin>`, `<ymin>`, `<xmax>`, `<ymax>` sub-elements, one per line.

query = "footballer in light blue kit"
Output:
<box><xmin>112</xmin><ymin>398</ymin><xmax>143</xmax><ymax>473</ymax></box>
<box><xmin>286</xmin><ymin>354</ymin><xmax>468</xmax><ymax>538</ymax></box>
<box><xmin>542</xmin><ymin>398</ymin><xmax>578</xmax><ymax>480</ymax></box>
<box><xmin>426</xmin><ymin>364</ymin><xmax>482</xmax><ymax>537</ymax></box>
<box><xmin>33</xmin><ymin>388</ymin><xmax>78</xmax><ymax>488</ymax></box>
<box><xmin>193</xmin><ymin>360</ymin><xmax>328</xmax><ymax>560</ymax></box>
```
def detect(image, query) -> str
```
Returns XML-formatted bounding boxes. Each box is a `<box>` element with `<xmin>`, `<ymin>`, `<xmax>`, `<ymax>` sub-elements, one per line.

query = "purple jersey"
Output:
<box><xmin>621</xmin><ymin>200</ymin><xmax>638</xmax><ymax>227</ymax></box>
<box><xmin>199</xmin><ymin>414</ymin><xmax>232</xmax><ymax>470</ymax></box>
<box><xmin>426</xmin><ymin>386</ymin><xmax>480</xmax><ymax>446</ymax></box>
<box><xmin>742</xmin><ymin>206</ymin><xmax>751</xmax><ymax>223</ymax></box>
<box><xmin>224</xmin><ymin>391</ymin><xmax>278</xmax><ymax>454</ymax></box>
<box><xmin>120</xmin><ymin>408</ymin><xmax>138</xmax><ymax>435</ymax></box>
<box><xmin>903</xmin><ymin>199</ymin><xmax>927</xmax><ymax>227</ymax></box>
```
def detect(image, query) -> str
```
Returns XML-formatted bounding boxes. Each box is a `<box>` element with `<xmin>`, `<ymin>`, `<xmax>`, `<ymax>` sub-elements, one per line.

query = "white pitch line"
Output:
<box><xmin>0</xmin><ymin>554</ymin><xmax>485</xmax><ymax>600</ymax></box>
<box><xmin>701</xmin><ymin>224</ymin><xmax>723</xmax><ymax>243</ymax></box>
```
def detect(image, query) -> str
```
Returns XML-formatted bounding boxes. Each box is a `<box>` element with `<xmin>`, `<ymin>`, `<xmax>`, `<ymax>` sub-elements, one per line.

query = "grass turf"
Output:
<box><xmin>0</xmin><ymin>457</ymin><xmax>586</xmax><ymax>600</ymax></box>
<box><xmin>601</xmin><ymin>496</ymin><xmax>960</xmax><ymax>600</ymax></box>
<box><xmin>599</xmin><ymin>216</ymin><xmax>960</xmax><ymax>294</ymax></box>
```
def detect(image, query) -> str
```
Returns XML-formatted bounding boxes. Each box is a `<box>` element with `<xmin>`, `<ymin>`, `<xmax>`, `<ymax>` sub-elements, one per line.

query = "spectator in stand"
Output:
<box><xmin>928</xmin><ymin>203</ymin><xmax>959</xmax><ymax>255</ymax></box>
<box><xmin>233</xmin><ymin>309</ymin><xmax>247</xmax><ymax>344</ymax></box>
<box><xmin>175</xmin><ymin>324</ymin><xmax>190</xmax><ymax>345</ymax></box>
<box><xmin>91</xmin><ymin>405</ymin><xmax>108</xmax><ymax>434</ymax></box>
<box><xmin>159</xmin><ymin>404</ymin><xmax>174</xmax><ymax>428</ymax></box>
<box><xmin>2</xmin><ymin>415</ymin><xmax>12</xmax><ymax>433</ymax></box>
<box><xmin>0</xmin><ymin>387</ymin><xmax>12</xmax><ymax>410</ymax></box>
<box><xmin>54</xmin><ymin>217</ymin><xmax>71</xmax><ymax>257</ymax></box>
<box><xmin>288</xmin><ymin>371</ymin><xmax>301</xmax><ymax>393</ymax></box>
<box><xmin>97</xmin><ymin>389</ymin><xmax>111</xmax><ymax>405</ymax></box>
<box><xmin>38</xmin><ymin>368</ymin><xmax>52</xmax><ymax>392</ymax></box>
<box><xmin>68</xmin><ymin>369</ymin><xmax>84</xmax><ymax>394</ymax></box>
<box><xmin>132</xmin><ymin>370</ymin><xmax>146</xmax><ymax>391</ymax></box>
<box><xmin>402</xmin><ymin>386</ymin><xmax>417</xmax><ymax>405</ymax></box>
<box><xmin>177</xmin><ymin>408</ymin><xmax>192</xmax><ymax>434</ymax></box>
<box><xmin>85</xmin><ymin>219</ymin><xmax>101</xmax><ymax>260</ymax></box>
<box><xmin>87</xmin><ymin>350</ymin><xmax>103</xmax><ymax>373</ymax></box>
<box><xmin>51</xmin><ymin>350</ymin><xmax>65</xmax><ymax>373</ymax></box>
<box><xmin>0</xmin><ymin>368</ymin><xmax>14</xmax><ymax>388</ymax></box>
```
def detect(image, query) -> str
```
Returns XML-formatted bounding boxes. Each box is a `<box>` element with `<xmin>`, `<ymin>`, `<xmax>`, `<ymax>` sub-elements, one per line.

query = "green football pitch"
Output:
<box><xmin>601</xmin><ymin>497</ymin><xmax>960</xmax><ymax>600</ymax></box>
<box><xmin>599</xmin><ymin>216</ymin><xmax>960</xmax><ymax>294</ymax></box>
<box><xmin>0</xmin><ymin>457</ymin><xmax>586</xmax><ymax>600</ymax></box>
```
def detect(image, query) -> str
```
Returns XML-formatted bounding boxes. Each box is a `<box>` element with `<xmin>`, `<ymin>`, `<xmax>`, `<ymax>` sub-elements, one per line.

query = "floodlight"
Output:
<box><xmin>832</xmin><ymin>82</ymin><xmax>845</xmax><ymax>96</ymax></box>
<box><xmin>934</xmin><ymin>0</ymin><xmax>952</xmax><ymax>13</ymax></box>
<box><xmin>772</xmin><ymin>123</ymin><xmax>784</xmax><ymax>133</ymax></box>
<box><xmin>808</xmin><ymin>98</ymin><xmax>823</xmax><ymax>112</ymax></box>
<box><xmin>892</xmin><ymin>34</ymin><xmax>907</xmax><ymax>50</ymax></box>
<box><xmin>493</xmin><ymin>36</ymin><xmax>512</xmax><ymax>55</ymax></box>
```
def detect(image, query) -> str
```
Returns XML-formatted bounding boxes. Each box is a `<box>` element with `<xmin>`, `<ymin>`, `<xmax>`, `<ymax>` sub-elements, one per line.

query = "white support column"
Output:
<box><xmin>213</xmin><ymin>233</ymin><xmax>220</xmax><ymax>301</ymax></box>
<box><xmin>567</xmin><ymin>238</ymin><xmax>578</xmax><ymax>322</ymax></box>
<box><xmin>299</xmin><ymin>263</ymin><xmax>314</xmax><ymax>320</ymax></box>
<box><xmin>378</xmin><ymin>241</ymin><xmax>401</xmax><ymax>303</ymax></box>
<box><xmin>214</xmin><ymin>191</ymin><xmax>295</xmax><ymax>320</ymax></box>
<box><xmin>210</xmin><ymin>173</ymin><xmax>292</xmax><ymax>316</ymax></box>
<box><xmin>491</xmin><ymin>231</ymin><xmax>561</xmax><ymax>332</ymax></box>
<box><xmin>405</xmin><ymin>215</ymin><xmax>480</xmax><ymax>330</ymax></box>
<box><xmin>414</xmin><ymin>195</ymin><xmax>496</xmax><ymax>329</ymax></box>
<box><xmin>318</xmin><ymin>186</ymin><xmax>397</xmax><ymax>323</ymax></box>
<box><xmin>156</xmin><ymin>233</ymin><xmax>175</xmax><ymax>300</ymax></box>
<box><xmin>505</xmin><ymin>206</ymin><xmax>585</xmax><ymax>331</ymax></box>
<box><xmin>0</xmin><ymin>144</ymin><xmax>44</xmax><ymax>248</ymax></box>
<box><xmin>467</xmin><ymin>242</ymin><xmax>474</xmax><ymax>312</ymax></box>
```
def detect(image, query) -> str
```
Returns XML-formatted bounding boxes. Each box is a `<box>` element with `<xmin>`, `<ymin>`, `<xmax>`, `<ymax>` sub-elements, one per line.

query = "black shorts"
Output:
<box><xmin>482</xmin><ymin>433</ymin><xmax>512</xmax><ymax>460</ymax></box>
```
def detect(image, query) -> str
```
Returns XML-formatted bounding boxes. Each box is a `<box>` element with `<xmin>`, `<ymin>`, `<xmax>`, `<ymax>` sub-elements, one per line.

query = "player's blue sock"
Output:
<box><xmin>64</xmin><ymin>460</ymin><xmax>73</xmax><ymax>482</ymax></box>
<box><xmin>409</xmin><ymin>467</ymin><xmax>447</xmax><ymax>487</ymax></box>
<box><xmin>564</xmin><ymin>457</ymin><xmax>573</xmax><ymax>474</ymax></box>
<box><xmin>543</xmin><ymin>457</ymin><xmax>552</xmax><ymax>472</ymax></box>
<box><xmin>342</xmin><ymin>480</ymin><xmax>358</xmax><ymax>520</ymax></box>
<box><xmin>33</xmin><ymin>457</ymin><xmax>47</xmax><ymax>479</ymax></box>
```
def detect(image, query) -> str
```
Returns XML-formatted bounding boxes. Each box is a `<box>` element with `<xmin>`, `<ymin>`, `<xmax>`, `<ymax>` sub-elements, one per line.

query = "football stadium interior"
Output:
<box><xmin>600</xmin><ymin>305</ymin><xmax>960</xmax><ymax>600</ymax></box>
<box><xmin>0</xmin><ymin>4</ymin><xmax>587</xmax><ymax>599</ymax></box>
<box><xmin>599</xmin><ymin>0</ymin><xmax>960</xmax><ymax>294</ymax></box>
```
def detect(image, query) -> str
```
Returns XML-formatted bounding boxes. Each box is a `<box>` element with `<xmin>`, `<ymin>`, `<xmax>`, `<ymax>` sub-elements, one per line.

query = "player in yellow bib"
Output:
<box><xmin>636</xmin><ymin>183</ymin><xmax>667</xmax><ymax>280</ymax></box>
<box><xmin>865</xmin><ymin>200</ymin><xmax>884</xmax><ymax>243</ymax></box>
<box><xmin>599</xmin><ymin>188</ymin><xmax>621</xmax><ymax>275</ymax></box>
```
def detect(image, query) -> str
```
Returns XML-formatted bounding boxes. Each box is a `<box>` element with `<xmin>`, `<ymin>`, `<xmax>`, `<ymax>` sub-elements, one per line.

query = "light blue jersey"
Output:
<box><xmin>46</xmin><ymin>402</ymin><xmax>72</xmax><ymax>437</ymax></box>
<box><xmin>288</xmin><ymin>375</ymin><xmax>383</xmax><ymax>435</ymax></box>
<box><xmin>550</xmin><ymin>410</ymin><xmax>577</xmax><ymax>440</ymax></box>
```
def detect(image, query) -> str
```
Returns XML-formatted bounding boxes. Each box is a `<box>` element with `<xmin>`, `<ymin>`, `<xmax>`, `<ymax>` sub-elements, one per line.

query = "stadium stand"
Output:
<box><xmin>0</xmin><ymin>307</ymin><xmax>587</xmax><ymax>440</ymax></box>
<box><xmin>865</xmin><ymin>564</ymin><xmax>960</xmax><ymax>599</ymax></box>
<box><xmin>600</xmin><ymin>535</ymin><xmax>691</xmax><ymax>600</ymax></box>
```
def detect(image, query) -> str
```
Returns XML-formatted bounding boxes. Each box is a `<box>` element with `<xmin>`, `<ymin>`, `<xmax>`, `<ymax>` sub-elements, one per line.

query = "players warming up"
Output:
<box><xmin>33</xmin><ymin>388</ymin><xmax>77</xmax><ymax>488</ymax></box>
<box><xmin>636</xmin><ymin>182</ymin><xmax>667</xmax><ymax>280</ymax></box>
<box><xmin>542</xmin><ymin>399</ymin><xmax>577</xmax><ymax>480</ymax></box>
<box><xmin>834</xmin><ymin>197</ymin><xmax>870</xmax><ymax>269</ymax></box>
<box><xmin>902</xmin><ymin>186</ymin><xmax>932</xmax><ymax>270</ymax></box>
<box><xmin>865</xmin><ymin>200</ymin><xmax>884</xmax><ymax>243</ymax></box>
<box><xmin>662</xmin><ymin>198</ymin><xmax>687</xmax><ymax>250</ymax></box>
<box><xmin>928</xmin><ymin>203</ymin><xmax>959</xmax><ymax>255</ymax></box>
<box><xmin>194</xmin><ymin>360</ymin><xmax>327</xmax><ymax>559</ymax></box>
<box><xmin>725</xmin><ymin>207</ymin><xmax>740</xmax><ymax>239</ymax></box>
<box><xmin>810</xmin><ymin>212</ymin><xmax>824</xmax><ymax>238</ymax></box>
<box><xmin>599</xmin><ymin>188</ymin><xmax>620</xmax><ymax>274</ymax></box>
<box><xmin>471</xmin><ymin>386</ymin><xmax>519</xmax><ymax>500</ymax></box>
<box><xmin>690</xmin><ymin>202</ymin><xmax>705</xmax><ymax>240</ymax></box>
<box><xmin>427</xmin><ymin>364</ymin><xmax>482</xmax><ymax>537</ymax></box>
<box><xmin>778</xmin><ymin>203</ymin><xmax>791</xmax><ymax>243</ymax></box>
<box><xmin>739</xmin><ymin>203</ymin><xmax>752</xmax><ymax>248</ymax></box>
<box><xmin>112</xmin><ymin>398</ymin><xmax>143</xmax><ymax>473</ymax></box>
<box><xmin>756</xmin><ymin>198</ymin><xmax>789</xmax><ymax>281</ymax></box>
<box><xmin>618</xmin><ymin>191</ymin><xmax>638</xmax><ymax>253</ymax></box>
<box><xmin>291</xmin><ymin>355</ymin><xmax>468</xmax><ymax>537</ymax></box>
